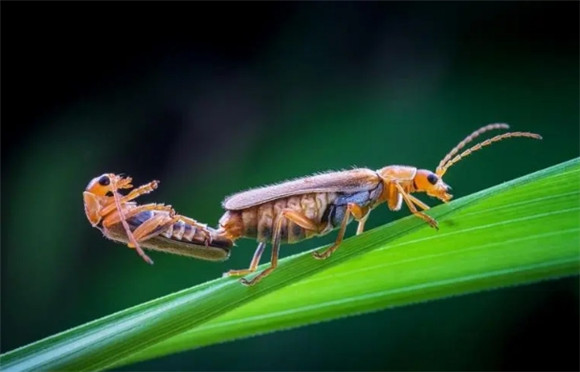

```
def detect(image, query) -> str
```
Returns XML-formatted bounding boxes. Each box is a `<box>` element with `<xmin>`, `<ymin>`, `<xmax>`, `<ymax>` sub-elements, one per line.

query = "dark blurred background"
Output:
<box><xmin>2</xmin><ymin>2</ymin><xmax>578</xmax><ymax>371</ymax></box>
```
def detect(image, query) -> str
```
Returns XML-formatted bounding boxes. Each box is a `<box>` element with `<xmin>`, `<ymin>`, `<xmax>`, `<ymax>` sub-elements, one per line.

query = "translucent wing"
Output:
<box><xmin>223</xmin><ymin>168</ymin><xmax>380</xmax><ymax>210</ymax></box>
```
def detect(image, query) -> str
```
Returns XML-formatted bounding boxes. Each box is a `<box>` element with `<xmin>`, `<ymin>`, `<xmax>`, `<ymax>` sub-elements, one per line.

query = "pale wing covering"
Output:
<box><xmin>223</xmin><ymin>168</ymin><xmax>381</xmax><ymax>210</ymax></box>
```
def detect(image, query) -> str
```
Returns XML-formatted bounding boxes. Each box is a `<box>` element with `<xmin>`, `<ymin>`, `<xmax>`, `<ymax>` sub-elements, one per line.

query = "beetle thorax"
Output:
<box><xmin>376</xmin><ymin>165</ymin><xmax>417</xmax><ymax>183</ymax></box>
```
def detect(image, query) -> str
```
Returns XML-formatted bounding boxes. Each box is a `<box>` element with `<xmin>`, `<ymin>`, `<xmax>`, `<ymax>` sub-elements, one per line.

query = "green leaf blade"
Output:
<box><xmin>122</xmin><ymin>158</ymin><xmax>580</xmax><ymax>366</ymax></box>
<box><xmin>2</xmin><ymin>158</ymin><xmax>579</xmax><ymax>371</ymax></box>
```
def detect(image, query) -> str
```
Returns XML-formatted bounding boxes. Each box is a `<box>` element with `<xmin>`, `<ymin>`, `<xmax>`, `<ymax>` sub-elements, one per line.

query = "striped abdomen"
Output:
<box><xmin>127</xmin><ymin>211</ymin><xmax>213</xmax><ymax>243</ymax></box>
<box><xmin>103</xmin><ymin>210</ymin><xmax>232</xmax><ymax>261</ymax></box>
<box><xmin>219</xmin><ymin>192</ymin><xmax>339</xmax><ymax>244</ymax></box>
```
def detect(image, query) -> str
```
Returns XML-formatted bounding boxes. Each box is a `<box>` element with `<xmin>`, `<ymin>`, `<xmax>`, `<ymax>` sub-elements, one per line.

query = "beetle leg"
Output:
<box><xmin>102</xmin><ymin>204</ymin><xmax>176</xmax><ymax>264</ymax></box>
<box><xmin>240</xmin><ymin>209</ymin><xmax>320</xmax><ymax>286</ymax></box>
<box><xmin>406</xmin><ymin>193</ymin><xmax>430</xmax><ymax>211</ymax></box>
<box><xmin>313</xmin><ymin>202</ymin><xmax>363</xmax><ymax>260</ymax></box>
<box><xmin>100</xmin><ymin>181</ymin><xmax>160</xmax><ymax>217</ymax></box>
<box><xmin>223</xmin><ymin>242</ymin><xmax>266</xmax><ymax>277</ymax></box>
<box><xmin>109</xmin><ymin>188</ymin><xmax>154</xmax><ymax>265</ymax></box>
<box><xmin>356</xmin><ymin>213</ymin><xmax>369</xmax><ymax>235</ymax></box>
<box><xmin>105</xmin><ymin>206</ymin><xmax>178</xmax><ymax>264</ymax></box>
<box><xmin>353</xmin><ymin>206</ymin><xmax>371</xmax><ymax>235</ymax></box>
<box><xmin>122</xmin><ymin>180</ymin><xmax>159</xmax><ymax>202</ymax></box>
<box><xmin>394</xmin><ymin>183</ymin><xmax>438</xmax><ymax>229</ymax></box>
<box><xmin>102</xmin><ymin>203</ymin><xmax>174</xmax><ymax>226</ymax></box>
<box><xmin>130</xmin><ymin>214</ymin><xmax>179</xmax><ymax>243</ymax></box>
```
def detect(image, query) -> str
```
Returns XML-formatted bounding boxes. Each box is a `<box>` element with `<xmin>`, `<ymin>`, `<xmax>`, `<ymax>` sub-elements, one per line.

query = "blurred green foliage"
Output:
<box><xmin>2</xmin><ymin>2</ymin><xmax>578</xmax><ymax>370</ymax></box>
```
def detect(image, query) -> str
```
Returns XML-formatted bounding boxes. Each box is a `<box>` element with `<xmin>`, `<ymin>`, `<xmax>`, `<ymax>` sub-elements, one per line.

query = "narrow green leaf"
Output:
<box><xmin>2</xmin><ymin>158</ymin><xmax>579</xmax><ymax>371</ymax></box>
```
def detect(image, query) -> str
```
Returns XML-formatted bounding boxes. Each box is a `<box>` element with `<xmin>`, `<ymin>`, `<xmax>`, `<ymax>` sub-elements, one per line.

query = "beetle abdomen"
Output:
<box><xmin>101</xmin><ymin>210</ymin><xmax>232</xmax><ymax>261</ymax></box>
<box><xmin>220</xmin><ymin>192</ymin><xmax>338</xmax><ymax>244</ymax></box>
<box><xmin>130</xmin><ymin>211</ymin><xmax>231</xmax><ymax>248</ymax></box>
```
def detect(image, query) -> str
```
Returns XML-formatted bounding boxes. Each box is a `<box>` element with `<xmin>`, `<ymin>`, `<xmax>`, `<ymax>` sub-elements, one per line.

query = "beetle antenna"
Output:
<box><xmin>436</xmin><ymin>131</ymin><xmax>542</xmax><ymax>177</ymax></box>
<box><xmin>111</xmin><ymin>176</ymin><xmax>154</xmax><ymax>265</ymax></box>
<box><xmin>437</xmin><ymin>123</ymin><xmax>510</xmax><ymax>174</ymax></box>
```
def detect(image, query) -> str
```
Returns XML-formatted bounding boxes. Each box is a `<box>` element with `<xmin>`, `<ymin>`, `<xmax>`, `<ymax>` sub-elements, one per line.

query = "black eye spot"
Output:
<box><xmin>105</xmin><ymin>191</ymin><xmax>114</xmax><ymax>197</ymax></box>
<box><xmin>98</xmin><ymin>175</ymin><xmax>110</xmax><ymax>186</ymax></box>
<box><xmin>427</xmin><ymin>173</ymin><xmax>438</xmax><ymax>185</ymax></box>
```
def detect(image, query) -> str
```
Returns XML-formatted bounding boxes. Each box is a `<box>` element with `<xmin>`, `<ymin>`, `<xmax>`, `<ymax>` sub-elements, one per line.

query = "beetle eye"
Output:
<box><xmin>98</xmin><ymin>175</ymin><xmax>110</xmax><ymax>186</ymax></box>
<box><xmin>427</xmin><ymin>173</ymin><xmax>438</xmax><ymax>185</ymax></box>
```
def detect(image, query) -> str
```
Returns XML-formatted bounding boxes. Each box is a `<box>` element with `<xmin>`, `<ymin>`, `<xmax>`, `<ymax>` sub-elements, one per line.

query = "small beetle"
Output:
<box><xmin>83</xmin><ymin>174</ymin><xmax>232</xmax><ymax>265</ymax></box>
<box><xmin>84</xmin><ymin>123</ymin><xmax>541</xmax><ymax>286</ymax></box>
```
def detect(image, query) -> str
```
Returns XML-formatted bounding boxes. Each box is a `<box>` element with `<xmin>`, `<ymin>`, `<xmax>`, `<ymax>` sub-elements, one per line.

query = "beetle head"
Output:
<box><xmin>85</xmin><ymin>173</ymin><xmax>132</xmax><ymax>196</ymax></box>
<box><xmin>413</xmin><ymin>169</ymin><xmax>453</xmax><ymax>202</ymax></box>
<box><xmin>83</xmin><ymin>173</ymin><xmax>133</xmax><ymax>226</ymax></box>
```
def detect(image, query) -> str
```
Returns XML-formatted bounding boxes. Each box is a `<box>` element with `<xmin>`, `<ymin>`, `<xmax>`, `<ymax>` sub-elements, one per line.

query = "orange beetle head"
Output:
<box><xmin>85</xmin><ymin>173</ymin><xmax>133</xmax><ymax>196</ymax></box>
<box><xmin>413</xmin><ymin>169</ymin><xmax>453</xmax><ymax>202</ymax></box>
<box><xmin>83</xmin><ymin>173</ymin><xmax>132</xmax><ymax>226</ymax></box>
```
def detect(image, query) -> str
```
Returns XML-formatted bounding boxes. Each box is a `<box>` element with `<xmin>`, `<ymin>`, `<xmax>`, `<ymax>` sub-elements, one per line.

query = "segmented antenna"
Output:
<box><xmin>111</xmin><ymin>176</ymin><xmax>154</xmax><ymax>265</ymax></box>
<box><xmin>436</xmin><ymin>123</ymin><xmax>510</xmax><ymax>173</ymax></box>
<box><xmin>436</xmin><ymin>131</ymin><xmax>542</xmax><ymax>177</ymax></box>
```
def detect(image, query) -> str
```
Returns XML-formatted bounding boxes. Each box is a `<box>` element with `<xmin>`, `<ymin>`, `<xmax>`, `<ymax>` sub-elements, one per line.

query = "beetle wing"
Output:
<box><xmin>223</xmin><ymin>168</ymin><xmax>381</xmax><ymax>210</ymax></box>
